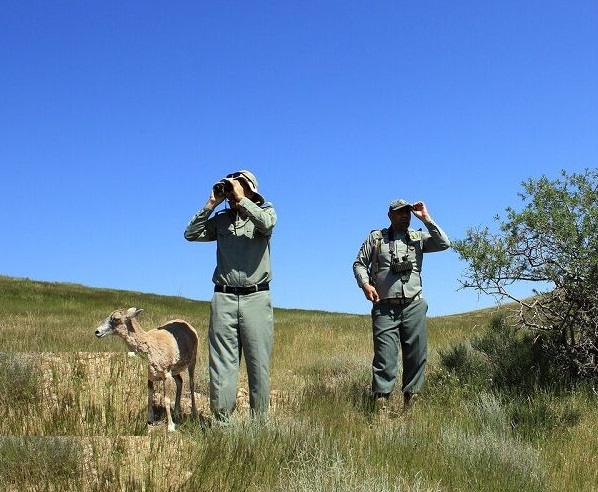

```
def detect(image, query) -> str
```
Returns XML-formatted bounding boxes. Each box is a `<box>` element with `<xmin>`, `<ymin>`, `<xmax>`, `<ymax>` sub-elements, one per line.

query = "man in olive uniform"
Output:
<box><xmin>184</xmin><ymin>170</ymin><xmax>277</xmax><ymax>420</ymax></box>
<box><xmin>353</xmin><ymin>199</ymin><xmax>450</xmax><ymax>412</ymax></box>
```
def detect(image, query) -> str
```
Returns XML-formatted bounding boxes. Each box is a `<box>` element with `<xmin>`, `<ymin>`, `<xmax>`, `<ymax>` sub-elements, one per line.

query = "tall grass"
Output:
<box><xmin>1</xmin><ymin>275</ymin><xmax>597</xmax><ymax>491</ymax></box>
<box><xmin>0</xmin><ymin>352</ymin><xmax>147</xmax><ymax>436</ymax></box>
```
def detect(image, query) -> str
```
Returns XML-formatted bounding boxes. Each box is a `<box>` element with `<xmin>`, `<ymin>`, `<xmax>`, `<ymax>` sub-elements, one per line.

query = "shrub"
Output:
<box><xmin>454</xmin><ymin>168</ymin><xmax>598</xmax><ymax>382</ymax></box>
<box><xmin>440</xmin><ymin>313</ymin><xmax>572</xmax><ymax>393</ymax></box>
<box><xmin>439</xmin><ymin>341</ymin><xmax>491</xmax><ymax>389</ymax></box>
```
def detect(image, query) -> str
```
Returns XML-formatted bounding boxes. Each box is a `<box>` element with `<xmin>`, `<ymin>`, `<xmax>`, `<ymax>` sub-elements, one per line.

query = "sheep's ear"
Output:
<box><xmin>126</xmin><ymin>307</ymin><xmax>143</xmax><ymax>319</ymax></box>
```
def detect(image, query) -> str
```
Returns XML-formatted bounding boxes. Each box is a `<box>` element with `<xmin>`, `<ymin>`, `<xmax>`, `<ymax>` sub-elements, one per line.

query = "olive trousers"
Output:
<box><xmin>371</xmin><ymin>297</ymin><xmax>429</xmax><ymax>396</ymax></box>
<box><xmin>209</xmin><ymin>290</ymin><xmax>273</xmax><ymax>419</ymax></box>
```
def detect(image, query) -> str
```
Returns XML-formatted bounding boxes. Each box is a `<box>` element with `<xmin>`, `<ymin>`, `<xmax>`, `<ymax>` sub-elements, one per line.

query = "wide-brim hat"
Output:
<box><xmin>227</xmin><ymin>170</ymin><xmax>265</xmax><ymax>205</ymax></box>
<box><xmin>389</xmin><ymin>198</ymin><xmax>412</xmax><ymax>211</ymax></box>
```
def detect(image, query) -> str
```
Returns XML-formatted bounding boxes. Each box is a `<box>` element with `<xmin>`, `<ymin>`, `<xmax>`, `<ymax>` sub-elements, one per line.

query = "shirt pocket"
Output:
<box><xmin>217</xmin><ymin>225</ymin><xmax>235</xmax><ymax>248</ymax></box>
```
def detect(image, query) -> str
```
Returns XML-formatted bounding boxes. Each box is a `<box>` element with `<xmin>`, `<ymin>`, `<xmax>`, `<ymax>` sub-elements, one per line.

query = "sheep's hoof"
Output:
<box><xmin>168</xmin><ymin>423</ymin><xmax>176</xmax><ymax>432</ymax></box>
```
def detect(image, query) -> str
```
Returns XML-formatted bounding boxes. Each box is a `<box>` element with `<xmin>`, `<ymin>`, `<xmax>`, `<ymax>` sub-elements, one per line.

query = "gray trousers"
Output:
<box><xmin>209</xmin><ymin>290</ymin><xmax>273</xmax><ymax>419</ymax></box>
<box><xmin>371</xmin><ymin>297</ymin><xmax>428</xmax><ymax>396</ymax></box>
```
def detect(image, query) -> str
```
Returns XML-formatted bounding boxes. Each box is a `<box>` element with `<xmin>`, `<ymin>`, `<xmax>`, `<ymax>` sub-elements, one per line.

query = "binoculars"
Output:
<box><xmin>213</xmin><ymin>180</ymin><xmax>233</xmax><ymax>197</ymax></box>
<box><xmin>391</xmin><ymin>256</ymin><xmax>412</xmax><ymax>275</ymax></box>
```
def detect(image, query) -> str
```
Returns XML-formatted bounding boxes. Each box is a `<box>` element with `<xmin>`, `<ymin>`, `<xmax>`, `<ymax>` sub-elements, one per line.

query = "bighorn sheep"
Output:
<box><xmin>95</xmin><ymin>308</ymin><xmax>198</xmax><ymax>432</ymax></box>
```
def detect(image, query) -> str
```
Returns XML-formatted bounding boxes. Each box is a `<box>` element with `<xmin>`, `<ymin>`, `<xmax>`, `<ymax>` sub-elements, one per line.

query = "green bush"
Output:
<box><xmin>439</xmin><ymin>341</ymin><xmax>492</xmax><ymax>389</ymax></box>
<box><xmin>440</xmin><ymin>313</ymin><xmax>572</xmax><ymax>393</ymax></box>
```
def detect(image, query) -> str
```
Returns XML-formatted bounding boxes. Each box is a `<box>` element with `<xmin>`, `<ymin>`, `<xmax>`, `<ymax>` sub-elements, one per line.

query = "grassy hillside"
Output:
<box><xmin>1</xmin><ymin>275</ymin><xmax>596</xmax><ymax>491</ymax></box>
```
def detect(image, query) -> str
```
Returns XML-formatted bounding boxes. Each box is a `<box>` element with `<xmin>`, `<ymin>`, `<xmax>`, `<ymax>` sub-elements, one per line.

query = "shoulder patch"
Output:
<box><xmin>408</xmin><ymin>230</ymin><xmax>422</xmax><ymax>241</ymax></box>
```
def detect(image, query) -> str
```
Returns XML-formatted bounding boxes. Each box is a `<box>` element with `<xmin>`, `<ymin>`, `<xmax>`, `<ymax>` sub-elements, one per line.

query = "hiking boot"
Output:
<box><xmin>373</xmin><ymin>393</ymin><xmax>401</xmax><ymax>419</ymax></box>
<box><xmin>373</xmin><ymin>393</ymin><xmax>389</xmax><ymax>408</ymax></box>
<box><xmin>372</xmin><ymin>392</ymin><xmax>390</xmax><ymax>414</ymax></box>
<box><xmin>403</xmin><ymin>392</ymin><xmax>418</xmax><ymax>413</ymax></box>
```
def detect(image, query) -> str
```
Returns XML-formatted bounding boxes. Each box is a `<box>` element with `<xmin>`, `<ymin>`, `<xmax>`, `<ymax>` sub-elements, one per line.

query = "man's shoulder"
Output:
<box><xmin>364</xmin><ymin>228</ymin><xmax>388</xmax><ymax>245</ymax></box>
<box><xmin>369</xmin><ymin>227</ymin><xmax>388</xmax><ymax>238</ymax></box>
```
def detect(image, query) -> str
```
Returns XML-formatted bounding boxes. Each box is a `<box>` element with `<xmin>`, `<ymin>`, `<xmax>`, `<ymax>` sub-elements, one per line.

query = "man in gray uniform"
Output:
<box><xmin>353</xmin><ymin>199</ymin><xmax>450</xmax><ymax>412</ymax></box>
<box><xmin>184</xmin><ymin>170</ymin><xmax>277</xmax><ymax>420</ymax></box>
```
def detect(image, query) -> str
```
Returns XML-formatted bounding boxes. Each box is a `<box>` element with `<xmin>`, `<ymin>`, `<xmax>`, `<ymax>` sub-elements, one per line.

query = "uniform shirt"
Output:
<box><xmin>184</xmin><ymin>197</ymin><xmax>277</xmax><ymax>287</ymax></box>
<box><xmin>353</xmin><ymin>221</ymin><xmax>450</xmax><ymax>299</ymax></box>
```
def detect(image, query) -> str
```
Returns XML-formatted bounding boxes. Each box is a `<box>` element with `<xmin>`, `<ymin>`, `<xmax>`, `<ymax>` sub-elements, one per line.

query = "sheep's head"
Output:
<box><xmin>95</xmin><ymin>307</ymin><xmax>143</xmax><ymax>338</ymax></box>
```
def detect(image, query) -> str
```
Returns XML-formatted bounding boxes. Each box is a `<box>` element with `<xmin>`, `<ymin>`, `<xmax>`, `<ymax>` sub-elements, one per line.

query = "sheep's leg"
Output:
<box><xmin>188</xmin><ymin>362</ymin><xmax>197</xmax><ymax>418</ymax></box>
<box><xmin>173</xmin><ymin>373</ymin><xmax>183</xmax><ymax>419</ymax></box>
<box><xmin>147</xmin><ymin>380</ymin><xmax>155</xmax><ymax>424</ymax></box>
<box><xmin>164</xmin><ymin>372</ymin><xmax>175</xmax><ymax>432</ymax></box>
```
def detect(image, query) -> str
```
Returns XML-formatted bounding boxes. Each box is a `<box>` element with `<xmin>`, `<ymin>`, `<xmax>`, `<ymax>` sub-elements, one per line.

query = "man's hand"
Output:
<box><xmin>411</xmin><ymin>201</ymin><xmax>432</xmax><ymax>223</ymax></box>
<box><xmin>222</xmin><ymin>178</ymin><xmax>248</xmax><ymax>207</ymax></box>
<box><xmin>362</xmin><ymin>283</ymin><xmax>380</xmax><ymax>303</ymax></box>
<box><xmin>206</xmin><ymin>187</ymin><xmax>226</xmax><ymax>210</ymax></box>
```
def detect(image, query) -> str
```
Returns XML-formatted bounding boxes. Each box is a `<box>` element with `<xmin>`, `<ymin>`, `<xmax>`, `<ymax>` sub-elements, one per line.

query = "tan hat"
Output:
<box><xmin>227</xmin><ymin>170</ymin><xmax>265</xmax><ymax>205</ymax></box>
<box><xmin>389</xmin><ymin>198</ymin><xmax>412</xmax><ymax>211</ymax></box>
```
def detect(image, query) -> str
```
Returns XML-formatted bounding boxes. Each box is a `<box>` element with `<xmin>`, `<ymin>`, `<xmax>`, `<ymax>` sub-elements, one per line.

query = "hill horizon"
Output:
<box><xmin>0</xmin><ymin>273</ymin><xmax>499</xmax><ymax>319</ymax></box>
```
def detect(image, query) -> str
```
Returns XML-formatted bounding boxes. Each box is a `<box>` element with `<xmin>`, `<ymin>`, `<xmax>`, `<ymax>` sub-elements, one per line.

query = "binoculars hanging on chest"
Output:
<box><xmin>391</xmin><ymin>256</ymin><xmax>412</xmax><ymax>275</ymax></box>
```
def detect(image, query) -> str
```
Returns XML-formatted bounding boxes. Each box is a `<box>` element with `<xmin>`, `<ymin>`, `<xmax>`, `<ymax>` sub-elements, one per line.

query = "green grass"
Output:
<box><xmin>1</xmin><ymin>275</ymin><xmax>597</xmax><ymax>491</ymax></box>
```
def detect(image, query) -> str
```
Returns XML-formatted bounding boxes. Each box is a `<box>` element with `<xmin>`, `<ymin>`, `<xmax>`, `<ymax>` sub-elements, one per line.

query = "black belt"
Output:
<box><xmin>214</xmin><ymin>283</ymin><xmax>270</xmax><ymax>295</ymax></box>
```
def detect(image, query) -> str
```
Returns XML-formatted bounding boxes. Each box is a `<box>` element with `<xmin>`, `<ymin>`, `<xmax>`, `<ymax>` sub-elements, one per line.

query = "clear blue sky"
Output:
<box><xmin>1</xmin><ymin>1</ymin><xmax>597</xmax><ymax>316</ymax></box>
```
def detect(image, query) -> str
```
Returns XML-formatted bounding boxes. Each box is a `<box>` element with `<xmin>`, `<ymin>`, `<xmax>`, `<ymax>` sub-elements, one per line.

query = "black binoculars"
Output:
<box><xmin>213</xmin><ymin>180</ymin><xmax>233</xmax><ymax>197</ymax></box>
<box><xmin>391</xmin><ymin>256</ymin><xmax>412</xmax><ymax>275</ymax></box>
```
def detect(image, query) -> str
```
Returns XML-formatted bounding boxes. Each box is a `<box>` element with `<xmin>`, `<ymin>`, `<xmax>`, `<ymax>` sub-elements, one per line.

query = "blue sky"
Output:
<box><xmin>1</xmin><ymin>1</ymin><xmax>597</xmax><ymax>316</ymax></box>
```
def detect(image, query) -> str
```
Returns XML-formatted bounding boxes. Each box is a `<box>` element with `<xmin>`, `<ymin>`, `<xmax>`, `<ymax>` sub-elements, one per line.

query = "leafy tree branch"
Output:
<box><xmin>453</xmin><ymin>168</ymin><xmax>598</xmax><ymax>380</ymax></box>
